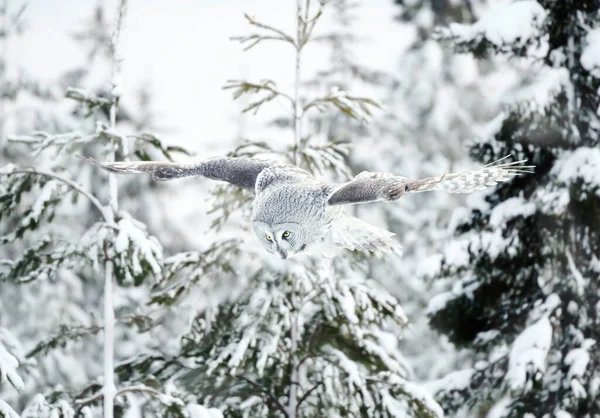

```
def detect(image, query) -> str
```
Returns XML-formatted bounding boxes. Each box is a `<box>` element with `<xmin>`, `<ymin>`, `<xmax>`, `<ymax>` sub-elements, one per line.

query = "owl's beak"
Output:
<box><xmin>278</xmin><ymin>250</ymin><xmax>287</xmax><ymax>259</ymax></box>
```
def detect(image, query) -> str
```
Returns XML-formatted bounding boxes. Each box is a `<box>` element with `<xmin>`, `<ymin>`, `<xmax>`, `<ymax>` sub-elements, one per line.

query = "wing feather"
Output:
<box><xmin>330</xmin><ymin>211</ymin><xmax>402</xmax><ymax>254</ymax></box>
<box><xmin>328</xmin><ymin>155</ymin><xmax>534</xmax><ymax>205</ymax></box>
<box><xmin>77</xmin><ymin>155</ymin><xmax>271</xmax><ymax>191</ymax></box>
<box><xmin>405</xmin><ymin>157</ymin><xmax>535</xmax><ymax>194</ymax></box>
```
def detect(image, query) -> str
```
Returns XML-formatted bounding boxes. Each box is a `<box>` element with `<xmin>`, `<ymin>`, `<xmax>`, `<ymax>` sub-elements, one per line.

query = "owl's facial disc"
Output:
<box><xmin>252</xmin><ymin>221</ymin><xmax>308</xmax><ymax>259</ymax></box>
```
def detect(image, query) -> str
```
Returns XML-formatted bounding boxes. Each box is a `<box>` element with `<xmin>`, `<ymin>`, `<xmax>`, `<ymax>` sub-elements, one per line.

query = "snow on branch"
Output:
<box><xmin>0</xmin><ymin>401</ymin><xmax>20</xmax><ymax>418</ymax></box>
<box><xmin>8</xmin><ymin>131</ymin><xmax>99</xmax><ymax>158</ymax></box>
<box><xmin>151</xmin><ymin>239</ymin><xmax>240</xmax><ymax>306</ymax></box>
<box><xmin>434</xmin><ymin>0</ymin><xmax>547</xmax><ymax>57</ymax></box>
<box><xmin>297</xmin><ymin>138</ymin><xmax>352</xmax><ymax>179</ymax></box>
<box><xmin>0</xmin><ymin>340</ymin><xmax>24</xmax><ymax>392</ymax></box>
<box><xmin>581</xmin><ymin>28</ymin><xmax>600</xmax><ymax>78</ymax></box>
<box><xmin>111</xmin><ymin>212</ymin><xmax>163</xmax><ymax>285</ymax></box>
<box><xmin>0</xmin><ymin>237</ymin><xmax>82</xmax><ymax>283</ymax></box>
<box><xmin>554</xmin><ymin>147</ymin><xmax>600</xmax><ymax>193</ymax></box>
<box><xmin>20</xmin><ymin>395</ymin><xmax>75</xmax><ymax>418</ymax></box>
<box><xmin>0</xmin><ymin>166</ymin><xmax>111</xmax><ymax>222</ymax></box>
<box><xmin>26</xmin><ymin>323</ymin><xmax>102</xmax><ymax>359</ymax></box>
<box><xmin>505</xmin><ymin>316</ymin><xmax>552</xmax><ymax>392</ymax></box>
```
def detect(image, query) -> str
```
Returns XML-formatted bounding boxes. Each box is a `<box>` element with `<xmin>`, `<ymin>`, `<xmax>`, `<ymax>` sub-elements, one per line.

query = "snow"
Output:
<box><xmin>538</xmin><ymin>188</ymin><xmax>569</xmax><ymax>216</ymax></box>
<box><xmin>450</xmin><ymin>54</ymin><xmax>478</xmax><ymax>87</ymax></box>
<box><xmin>485</xmin><ymin>395</ymin><xmax>512</xmax><ymax>418</ymax></box>
<box><xmin>385</xmin><ymin>374</ymin><xmax>445</xmax><ymax>418</ymax></box>
<box><xmin>115</xmin><ymin>213</ymin><xmax>164</xmax><ymax>278</ymax></box>
<box><xmin>441</xmin><ymin>0</ymin><xmax>547</xmax><ymax>47</ymax></box>
<box><xmin>571</xmin><ymin>378</ymin><xmax>587</xmax><ymax>399</ymax></box>
<box><xmin>187</xmin><ymin>404</ymin><xmax>223</xmax><ymax>418</ymax></box>
<box><xmin>326</xmin><ymin>347</ymin><xmax>375</xmax><ymax>409</ymax></box>
<box><xmin>21</xmin><ymin>394</ymin><xmax>50</xmax><ymax>417</ymax></box>
<box><xmin>565</xmin><ymin>340</ymin><xmax>594</xmax><ymax>380</ymax></box>
<box><xmin>489</xmin><ymin>197</ymin><xmax>536</xmax><ymax>228</ymax></box>
<box><xmin>20</xmin><ymin>180</ymin><xmax>62</xmax><ymax>228</ymax></box>
<box><xmin>443</xmin><ymin>239</ymin><xmax>471</xmax><ymax>270</ymax></box>
<box><xmin>566</xmin><ymin>250</ymin><xmax>587</xmax><ymax>296</ymax></box>
<box><xmin>554</xmin><ymin>147</ymin><xmax>600</xmax><ymax>194</ymax></box>
<box><xmin>338</xmin><ymin>285</ymin><xmax>359</xmax><ymax>324</ymax></box>
<box><xmin>506</xmin><ymin>67</ymin><xmax>570</xmax><ymax>111</ymax></box>
<box><xmin>0</xmin><ymin>341</ymin><xmax>24</xmax><ymax>392</ymax></box>
<box><xmin>0</xmin><ymin>401</ymin><xmax>20</xmax><ymax>418</ymax></box>
<box><xmin>581</xmin><ymin>28</ymin><xmax>600</xmax><ymax>77</ymax></box>
<box><xmin>426</xmin><ymin>368</ymin><xmax>474</xmax><ymax>394</ymax></box>
<box><xmin>0</xmin><ymin>163</ymin><xmax>16</xmax><ymax>174</ymax></box>
<box><xmin>505</xmin><ymin>317</ymin><xmax>552</xmax><ymax>392</ymax></box>
<box><xmin>426</xmin><ymin>276</ymin><xmax>481</xmax><ymax>315</ymax></box>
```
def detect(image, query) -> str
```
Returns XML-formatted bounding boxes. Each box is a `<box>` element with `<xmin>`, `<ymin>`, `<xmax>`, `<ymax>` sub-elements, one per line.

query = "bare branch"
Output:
<box><xmin>232</xmin><ymin>34</ymin><xmax>292</xmax><ymax>51</ymax></box>
<box><xmin>296</xmin><ymin>381</ymin><xmax>323</xmax><ymax>411</ymax></box>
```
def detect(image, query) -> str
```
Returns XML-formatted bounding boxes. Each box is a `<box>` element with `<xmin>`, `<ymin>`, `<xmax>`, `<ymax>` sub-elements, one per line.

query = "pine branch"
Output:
<box><xmin>223</xmin><ymin>79</ymin><xmax>294</xmax><ymax>115</ymax></box>
<box><xmin>74</xmin><ymin>384</ymin><xmax>168</xmax><ymax>407</ymax></box>
<box><xmin>231</xmin><ymin>13</ymin><xmax>296</xmax><ymax>51</ymax></box>
<box><xmin>295</xmin><ymin>381</ymin><xmax>322</xmax><ymax>412</ymax></box>
<box><xmin>236</xmin><ymin>375</ymin><xmax>290</xmax><ymax>418</ymax></box>
<box><xmin>4</xmin><ymin>168</ymin><xmax>112</xmax><ymax>223</ymax></box>
<box><xmin>8</xmin><ymin>131</ymin><xmax>99</xmax><ymax>157</ymax></box>
<box><xmin>302</xmin><ymin>88</ymin><xmax>381</xmax><ymax>122</ymax></box>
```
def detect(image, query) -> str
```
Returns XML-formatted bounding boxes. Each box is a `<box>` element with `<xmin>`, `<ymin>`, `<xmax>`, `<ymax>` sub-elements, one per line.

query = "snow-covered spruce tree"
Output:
<box><xmin>423</xmin><ymin>1</ymin><xmax>600</xmax><ymax>417</ymax></box>
<box><xmin>115</xmin><ymin>1</ymin><xmax>442</xmax><ymax>417</ymax></box>
<box><xmin>0</xmin><ymin>1</ymin><xmax>79</xmax><ymax>415</ymax></box>
<box><xmin>1</xmin><ymin>1</ymin><xmax>198</xmax><ymax>417</ymax></box>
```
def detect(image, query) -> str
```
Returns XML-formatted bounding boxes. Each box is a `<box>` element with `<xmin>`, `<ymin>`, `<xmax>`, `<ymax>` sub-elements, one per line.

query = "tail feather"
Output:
<box><xmin>330</xmin><ymin>212</ymin><xmax>401</xmax><ymax>254</ymax></box>
<box><xmin>405</xmin><ymin>155</ymin><xmax>535</xmax><ymax>194</ymax></box>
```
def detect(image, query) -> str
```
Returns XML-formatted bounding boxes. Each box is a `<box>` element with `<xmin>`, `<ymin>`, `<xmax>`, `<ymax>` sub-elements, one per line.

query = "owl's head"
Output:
<box><xmin>252</xmin><ymin>220</ymin><xmax>309</xmax><ymax>259</ymax></box>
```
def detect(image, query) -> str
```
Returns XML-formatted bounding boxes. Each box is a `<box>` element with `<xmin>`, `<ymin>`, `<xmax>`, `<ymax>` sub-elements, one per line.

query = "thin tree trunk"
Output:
<box><xmin>103</xmin><ymin>1</ymin><xmax>128</xmax><ymax>417</ymax></box>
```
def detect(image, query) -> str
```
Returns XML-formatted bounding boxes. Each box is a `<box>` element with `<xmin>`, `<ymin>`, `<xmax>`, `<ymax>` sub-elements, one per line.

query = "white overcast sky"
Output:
<box><xmin>15</xmin><ymin>0</ymin><xmax>410</xmax><ymax>152</ymax></box>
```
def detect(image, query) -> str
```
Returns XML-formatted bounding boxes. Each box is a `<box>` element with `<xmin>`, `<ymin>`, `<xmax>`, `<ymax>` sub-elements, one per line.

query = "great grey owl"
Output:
<box><xmin>79</xmin><ymin>155</ymin><xmax>533</xmax><ymax>259</ymax></box>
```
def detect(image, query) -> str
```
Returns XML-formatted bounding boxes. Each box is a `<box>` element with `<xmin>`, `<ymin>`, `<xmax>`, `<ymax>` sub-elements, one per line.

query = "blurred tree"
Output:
<box><xmin>424</xmin><ymin>0</ymin><xmax>600</xmax><ymax>416</ymax></box>
<box><xmin>347</xmin><ymin>0</ymin><xmax>500</xmax><ymax>384</ymax></box>
<box><xmin>0</xmin><ymin>0</ymin><xmax>191</xmax><ymax>416</ymax></box>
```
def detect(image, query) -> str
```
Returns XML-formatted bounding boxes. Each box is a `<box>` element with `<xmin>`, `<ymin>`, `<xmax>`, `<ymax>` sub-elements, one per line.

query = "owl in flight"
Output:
<box><xmin>79</xmin><ymin>155</ymin><xmax>533</xmax><ymax>259</ymax></box>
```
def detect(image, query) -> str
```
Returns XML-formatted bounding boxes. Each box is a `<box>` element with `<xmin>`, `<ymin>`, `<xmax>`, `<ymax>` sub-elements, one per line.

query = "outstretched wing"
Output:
<box><xmin>78</xmin><ymin>156</ymin><xmax>271</xmax><ymax>192</ymax></box>
<box><xmin>328</xmin><ymin>156</ymin><xmax>534</xmax><ymax>205</ymax></box>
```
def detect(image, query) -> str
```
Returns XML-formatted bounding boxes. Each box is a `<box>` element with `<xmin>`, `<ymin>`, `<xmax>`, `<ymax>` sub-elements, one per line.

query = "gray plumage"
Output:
<box><xmin>78</xmin><ymin>155</ymin><xmax>534</xmax><ymax>259</ymax></box>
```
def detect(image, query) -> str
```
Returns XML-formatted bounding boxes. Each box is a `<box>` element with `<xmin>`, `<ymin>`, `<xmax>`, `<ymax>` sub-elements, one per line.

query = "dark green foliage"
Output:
<box><xmin>427</xmin><ymin>0</ymin><xmax>600</xmax><ymax>416</ymax></box>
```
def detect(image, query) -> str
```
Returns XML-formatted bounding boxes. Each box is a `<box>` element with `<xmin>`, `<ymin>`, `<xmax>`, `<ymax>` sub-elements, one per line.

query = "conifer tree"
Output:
<box><xmin>119</xmin><ymin>1</ymin><xmax>444</xmax><ymax>417</ymax></box>
<box><xmin>357</xmin><ymin>0</ymin><xmax>497</xmax><ymax>382</ymax></box>
<box><xmin>1</xmin><ymin>1</ymin><xmax>192</xmax><ymax>416</ymax></box>
<box><xmin>425</xmin><ymin>1</ymin><xmax>600</xmax><ymax>416</ymax></box>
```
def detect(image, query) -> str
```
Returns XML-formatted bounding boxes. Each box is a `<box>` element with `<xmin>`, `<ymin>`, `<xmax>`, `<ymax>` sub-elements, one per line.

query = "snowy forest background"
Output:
<box><xmin>1</xmin><ymin>0</ymin><xmax>599</xmax><ymax>417</ymax></box>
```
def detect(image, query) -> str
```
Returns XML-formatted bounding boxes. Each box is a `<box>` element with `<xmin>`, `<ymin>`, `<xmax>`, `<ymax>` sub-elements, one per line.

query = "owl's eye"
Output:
<box><xmin>266</xmin><ymin>235</ymin><xmax>273</xmax><ymax>242</ymax></box>
<box><xmin>282</xmin><ymin>231</ymin><xmax>291</xmax><ymax>238</ymax></box>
